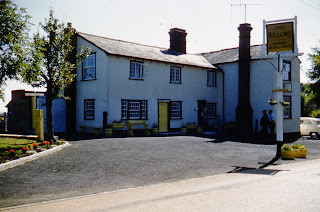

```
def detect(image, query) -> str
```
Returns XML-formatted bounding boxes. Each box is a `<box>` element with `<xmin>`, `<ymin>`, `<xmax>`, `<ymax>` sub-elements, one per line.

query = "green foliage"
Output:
<box><xmin>310</xmin><ymin>109</ymin><xmax>320</xmax><ymax>118</ymax></box>
<box><xmin>25</xmin><ymin>10</ymin><xmax>90</xmax><ymax>100</ymax></box>
<box><xmin>24</xmin><ymin>10</ymin><xmax>90</xmax><ymax>140</ymax></box>
<box><xmin>0</xmin><ymin>0</ymin><xmax>31</xmax><ymax>100</ymax></box>
<box><xmin>301</xmin><ymin>83</ymin><xmax>316</xmax><ymax>117</ymax></box>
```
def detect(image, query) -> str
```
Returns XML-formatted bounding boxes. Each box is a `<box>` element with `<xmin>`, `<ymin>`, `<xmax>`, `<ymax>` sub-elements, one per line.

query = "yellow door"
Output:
<box><xmin>158</xmin><ymin>102</ymin><xmax>168</xmax><ymax>132</ymax></box>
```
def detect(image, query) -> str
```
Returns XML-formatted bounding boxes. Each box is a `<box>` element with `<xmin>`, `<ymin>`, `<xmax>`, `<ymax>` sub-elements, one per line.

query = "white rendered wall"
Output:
<box><xmin>220</xmin><ymin>57</ymin><xmax>300</xmax><ymax>134</ymax></box>
<box><xmin>76</xmin><ymin>37</ymin><xmax>223</xmax><ymax>131</ymax></box>
<box><xmin>107</xmin><ymin>55</ymin><xmax>223</xmax><ymax>129</ymax></box>
<box><xmin>76</xmin><ymin>37</ymin><xmax>109</xmax><ymax>131</ymax></box>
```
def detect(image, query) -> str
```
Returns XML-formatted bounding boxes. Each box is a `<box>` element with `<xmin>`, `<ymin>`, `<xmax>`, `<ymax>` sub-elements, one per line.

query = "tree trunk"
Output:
<box><xmin>45</xmin><ymin>83</ymin><xmax>54</xmax><ymax>141</ymax></box>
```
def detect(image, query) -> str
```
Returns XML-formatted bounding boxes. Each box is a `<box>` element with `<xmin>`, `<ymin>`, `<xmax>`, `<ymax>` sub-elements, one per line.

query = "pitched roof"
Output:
<box><xmin>202</xmin><ymin>45</ymin><xmax>272</xmax><ymax>65</ymax></box>
<box><xmin>78</xmin><ymin>32</ymin><xmax>217</xmax><ymax>69</ymax></box>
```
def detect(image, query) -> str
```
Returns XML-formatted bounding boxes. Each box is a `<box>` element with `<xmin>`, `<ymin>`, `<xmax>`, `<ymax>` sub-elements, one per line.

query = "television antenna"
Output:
<box><xmin>231</xmin><ymin>3</ymin><xmax>263</xmax><ymax>23</ymax></box>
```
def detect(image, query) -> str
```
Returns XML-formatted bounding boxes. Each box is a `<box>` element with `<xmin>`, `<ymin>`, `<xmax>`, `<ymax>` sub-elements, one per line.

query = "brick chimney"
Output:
<box><xmin>169</xmin><ymin>28</ymin><xmax>187</xmax><ymax>54</ymax></box>
<box><xmin>236</xmin><ymin>23</ymin><xmax>253</xmax><ymax>135</ymax></box>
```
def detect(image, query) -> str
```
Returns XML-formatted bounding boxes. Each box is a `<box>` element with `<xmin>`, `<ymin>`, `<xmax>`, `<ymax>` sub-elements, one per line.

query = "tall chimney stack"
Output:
<box><xmin>236</xmin><ymin>23</ymin><xmax>253</xmax><ymax>135</ymax></box>
<box><xmin>169</xmin><ymin>28</ymin><xmax>187</xmax><ymax>54</ymax></box>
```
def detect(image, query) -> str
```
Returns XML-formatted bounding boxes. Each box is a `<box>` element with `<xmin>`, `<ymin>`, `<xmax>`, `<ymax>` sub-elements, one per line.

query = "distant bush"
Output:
<box><xmin>311</xmin><ymin>109</ymin><xmax>320</xmax><ymax>118</ymax></box>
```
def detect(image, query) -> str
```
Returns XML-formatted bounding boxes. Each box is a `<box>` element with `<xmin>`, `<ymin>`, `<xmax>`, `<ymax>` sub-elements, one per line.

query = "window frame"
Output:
<box><xmin>283</xmin><ymin>60</ymin><xmax>291</xmax><ymax>81</ymax></box>
<box><xmin>283</xmin><ymin>96</ymin><xmax>292</xmax><ymax>119</ymax></box>
<box><xmin>170</xmin><ymin>66</ymin><xmax>181</xmax><ymax>83</ymax></box>
<box><xmin>129</xmin><ymin>61</ymin><xmax>144</xmax><ymax>80</ymax></box>
<box><xmin>207</xmin><ymin>71</ymin><xmax>217</xmax><ymax>87</ymax></box>
<box><xmin>121</xmin><ymin>100</ymin><xmax>148</xmax><ymax>120</ymax></box>
<box><xmin>206</xmin><ymin>103</ymin><xmax>216</xmax><ymax>119</ymax></box>
<box><xmin>82</xmin><ymin>53</ymin><xmax>96</xmax><ymax>81</ymax></box>
<box><xmin>170</xmin><ymin>101</ymin><xmax>182</xmax><ymax>119</ymax></box>
<box><xmin>84</xmin><ymin>99</ymin><xmax>95</xmax><ymax>120</ymax></box>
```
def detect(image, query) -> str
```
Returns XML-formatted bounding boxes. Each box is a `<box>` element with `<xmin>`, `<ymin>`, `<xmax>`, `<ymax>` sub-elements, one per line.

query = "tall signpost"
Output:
<box><xmin>259</xmin><ymin>17</ymin><xmax>303</xmax><ymax>165</ymax></box>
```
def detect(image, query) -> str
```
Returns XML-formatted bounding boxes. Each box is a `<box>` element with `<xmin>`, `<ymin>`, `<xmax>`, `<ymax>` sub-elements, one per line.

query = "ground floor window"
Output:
<box><xmin>84</xmin><ymin>99</ymin><xmax>95</xmax><ymax>120</ymax></box>
<box><xmin>283</xmin><ymin>96</ymin><xmax>292</xmax><ymax>119</ymax></box>
<box><xmin>207</xmin><ymin>103</ymin><xmax>216</xmax><ymax>118</ymax></box>
<box><xmin>170</xmin><ymin>101</ymin><xmax>182</xmax><ymax>119</ymax></box>
<box><xmin>121</xmin><ymin>100</ymin><xmax>147</xmax><ymax>120</ymax></box>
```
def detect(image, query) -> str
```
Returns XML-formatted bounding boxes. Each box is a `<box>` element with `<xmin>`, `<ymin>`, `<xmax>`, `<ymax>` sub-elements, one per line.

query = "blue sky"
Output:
<box><xmin>2</xmin><ymin>0</ymin><xmax>320</xmax><ymax>112</ymax></box>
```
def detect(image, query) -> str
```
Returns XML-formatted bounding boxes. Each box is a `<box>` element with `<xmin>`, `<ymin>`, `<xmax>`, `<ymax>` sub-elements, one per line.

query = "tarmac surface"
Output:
<box><xmin>0</xmin><ymin>136</ymin><xmax>319</xmax><ymax>209</ymax></box>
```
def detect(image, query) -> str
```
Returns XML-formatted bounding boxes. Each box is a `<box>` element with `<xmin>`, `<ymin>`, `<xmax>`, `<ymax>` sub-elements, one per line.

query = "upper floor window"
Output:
<box><xmin>84</xmin><ymin>99</ymin><xmax>95</xmax><ymax>120</ymax></box>
<box><xmin>170</xmin><ymin>66</ymin><xmax>181</xmax><ymax>83</ymax></box>
<box><xmin>82</xmin><ymin>53</ymin><xmax>96</xmax><ymax>80</ymax></box>
<box><xmin>283</xmin><ymin>61</ymin><xmax>291</xmax><ymax>81</ymax></box>
<box><xmin>170</xmin><ymin>101</ymin><xmax>182</xmax><ymax>119</ymax></box>
<box><xmin>130</xmin><ymin>61</ymin><xmax>144</xmax><ymax>79</ymax></box>
<box><xmin>207</xmin><ymin>71</ymin><xmax>216</xmax><ymax>86</ymax></box>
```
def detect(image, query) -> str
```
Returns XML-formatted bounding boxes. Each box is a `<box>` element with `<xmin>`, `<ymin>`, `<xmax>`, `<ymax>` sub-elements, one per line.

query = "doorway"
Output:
<box><xmin>158</xmin><ymin>101</ymin><xmax>169</xmax><ymax>132</ymax></box>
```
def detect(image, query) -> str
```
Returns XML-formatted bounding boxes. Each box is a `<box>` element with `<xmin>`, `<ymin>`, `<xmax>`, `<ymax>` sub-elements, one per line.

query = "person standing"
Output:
<box><xmin>260</xmin><ymin>110</ymin><xmax>269</xmax><ymax>135</ymax></box>
<box><xmin>268</xmin><ymin>110</ymin><xmax>275</xmax><ymax>137</ymax></box>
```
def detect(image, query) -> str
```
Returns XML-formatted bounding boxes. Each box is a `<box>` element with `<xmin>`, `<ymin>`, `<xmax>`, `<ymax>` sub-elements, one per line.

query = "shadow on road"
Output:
<box><xmin>228</xmin><ymin>166</ymin><xmax>289</xmax><ymax>175</ymax></box>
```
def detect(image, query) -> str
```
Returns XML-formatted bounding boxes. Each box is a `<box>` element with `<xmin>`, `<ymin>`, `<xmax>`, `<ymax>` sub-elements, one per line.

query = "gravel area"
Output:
<box><xmin>0</xmin><ymin>136</ymin><xmax>319</xmax><ymax>208</ymax></box>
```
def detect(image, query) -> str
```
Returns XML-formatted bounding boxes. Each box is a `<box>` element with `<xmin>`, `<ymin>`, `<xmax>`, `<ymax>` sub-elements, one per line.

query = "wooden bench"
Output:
<box><xmin>125</xmin><ymin>120</ymin><xmax>149</xmax><ymax>136</ymax></box>
<box><xmin>79</xmin><ymin>125</ymin><xmax>101</xmax><ymax>135</ymax></box>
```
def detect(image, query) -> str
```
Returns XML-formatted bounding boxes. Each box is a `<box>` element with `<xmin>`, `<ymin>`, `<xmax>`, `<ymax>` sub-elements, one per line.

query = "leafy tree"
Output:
<box><xmin>24</xmin><ymin>10</ymin><xmax>90</xmax><ymax>140</ymax></box>
<box><xmin>0</xmin><ymin>0</ymin><xmax>30</xmax><ymax>100</ymax></box>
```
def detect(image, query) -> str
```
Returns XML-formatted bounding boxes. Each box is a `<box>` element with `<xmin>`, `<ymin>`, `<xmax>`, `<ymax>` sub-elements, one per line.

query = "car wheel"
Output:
<box><xmin>310</xmin><ymin>132</ymin><xmax>319</xmax><ymax>139</ymax></box>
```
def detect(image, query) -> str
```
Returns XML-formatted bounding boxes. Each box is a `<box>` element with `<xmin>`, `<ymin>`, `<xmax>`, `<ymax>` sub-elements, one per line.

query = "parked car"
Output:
<box><xmin>300</xmin><ymin>117</ymin><xmax>320</xmax><ymax>139</ymax></box>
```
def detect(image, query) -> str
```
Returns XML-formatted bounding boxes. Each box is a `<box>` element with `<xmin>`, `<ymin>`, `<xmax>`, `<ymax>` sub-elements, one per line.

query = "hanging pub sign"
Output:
<box><xmin>266</xmin><ymin>22</ymin><xmax>294</xmax><ymax>53</ymax></box>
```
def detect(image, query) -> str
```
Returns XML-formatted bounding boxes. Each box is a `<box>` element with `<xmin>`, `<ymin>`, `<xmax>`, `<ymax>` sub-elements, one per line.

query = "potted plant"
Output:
<box><xmin>268</xmin><ymin>98</ymin><xmax>277</xmax><ymax>106</ymax></box>
<box><xmin>180</xmin><ymin>123</ymin><xmax>187</xmax><ymax>135</ymax></box>
<box><xmin>296</xmin><ymin>145</ymin><xmax>308</xmax><ymax>158</ymax></box>
<box><xmin>280</xmin><ymin>100</ymin><xmax>290</xmax><ymax>106</ymax></box>
<box><xmin>196</xmin><ymin>126</ymin><xmax>202</xmax><ymax>135</ymax></box>
<box><xmin>281</xmin><ymin>145</ymin><xmax>296</xmax><ymax>160</ymax></box>
<box><xmin>152</xmin><ymin>123</ymin><xmax>159</xmax><ymax>135</ymax></box>
<box><xmin>112</xmin><ymin>120</ymin><xmax>125</xmax><ymax>128</ymax></box>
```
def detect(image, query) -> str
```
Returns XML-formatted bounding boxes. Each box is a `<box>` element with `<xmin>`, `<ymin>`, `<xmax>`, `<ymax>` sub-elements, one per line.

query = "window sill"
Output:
<box><xmin>128</xmin><ymin>78</ymin><xmax>144</xmax><ymax>81</ymax></box>
<box><xmin>169</xmin><ymin>82</ymin><xmax>182</xmax><ymax>84</ymax></box>
<box><xmin>81</xmin><ymin>78</ymin><xmax>97</xmax><ymax>81</ymax></box>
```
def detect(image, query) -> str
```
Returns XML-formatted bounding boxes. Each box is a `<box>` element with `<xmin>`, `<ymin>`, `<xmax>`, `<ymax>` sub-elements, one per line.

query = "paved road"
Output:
<box><xmin>0</xmin><ymin>136</ymin><xmax>319</xmax><ymax>208</ymax></box>
<box><xmin>3</xmin><ymin>158</ymin><xmax>320</xmax><ymax>212</ymax></box>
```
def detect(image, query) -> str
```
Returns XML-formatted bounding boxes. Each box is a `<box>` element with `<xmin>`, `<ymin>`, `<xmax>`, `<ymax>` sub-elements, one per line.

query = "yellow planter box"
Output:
<box><xmin>152</xmin><ymin>128</ymin><xmax>159</xmax><ymax>135</ymax></box>
<box><xmin>281</xmin><ymin>149</ymin><xmax>296</xmax><ymax>160</ymax></box>
<box><xmin>111</xmin><ymin>123</ymin><xmax>125</xmax><ymax>128</ymax></box>
<box><xmin>295</xmin><ymin>149</ymin><xmax>308</xmax><ymax>158</ymax></box>
<box><xmin>105</xmin><ymin>128</ymin><xmax>112</xmax><ymax>137</ymax></box>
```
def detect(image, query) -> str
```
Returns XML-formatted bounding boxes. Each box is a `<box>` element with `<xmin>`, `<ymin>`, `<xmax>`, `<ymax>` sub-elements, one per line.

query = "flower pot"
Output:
<box><xmin>180</xmin><ymin>127</ymin><xmax>187</xmax><ymax>135</ymax></box>
<box><xmin>281</xmin><ymin>149</ymin><xmax>296</xmax><ymax>160</ymax></box>
<box><xmin>295</xmin><ymin>149</ymin><xmax>308</xmax><ymax>158</ymax></box>
<box><xmin>152</xmin><ymin>127</ymin><xmax>159</xmax><ymax>135</ymax></box>
<box><xmin>268</xmin><ymin>100</ymin><xmax>277</xmax><ymax>106</ymax></box>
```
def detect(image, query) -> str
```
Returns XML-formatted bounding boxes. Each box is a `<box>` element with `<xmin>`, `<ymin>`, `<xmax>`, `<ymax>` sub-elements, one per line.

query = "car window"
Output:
<box><xmin>315</xmin><ymin>121</ymin><xmax>320</xmax><ymax>125</ymax></box>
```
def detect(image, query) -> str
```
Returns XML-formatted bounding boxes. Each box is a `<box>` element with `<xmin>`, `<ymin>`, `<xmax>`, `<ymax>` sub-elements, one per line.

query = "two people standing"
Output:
<box><xmin>260</xmin><ymin>109</ymin><xmax>275</xmax><ymax>136</ymax></box>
